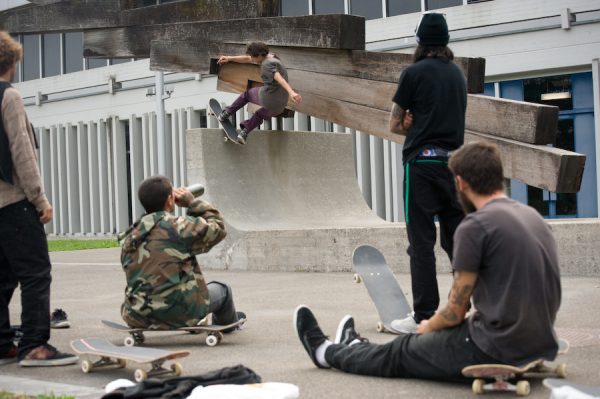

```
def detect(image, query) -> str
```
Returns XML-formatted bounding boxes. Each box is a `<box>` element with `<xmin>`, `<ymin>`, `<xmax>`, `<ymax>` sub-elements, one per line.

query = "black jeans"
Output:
<box><xmin>403</xmin><ymin>159</ymin><xmax>464</xmax><ymax>322</ymax></box>
<box><xmin>325</xmin><ymin>322</ymin><xmax>498</xmax><ymax>379</ymax></box>
<box><xmin>207</xmin><ymin>281</ymin><xmax>239</xmax><ymax>327</ymax></box>
<box><xmin>0</xmin><ymin>200</ymin><xmax>52</xmax><ymax>358</ymax></box>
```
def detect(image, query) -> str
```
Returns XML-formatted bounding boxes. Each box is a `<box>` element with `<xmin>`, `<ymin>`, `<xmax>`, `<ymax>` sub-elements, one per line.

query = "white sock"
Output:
<box><xmin>348</xmin><ymin>338</ymin><xmax>362</xmax><ymax>347</ymax></box>
<box><xmin>315</xmin><ymin>340</ymin><xmax>332</xmax><ymax>367</ymax></box>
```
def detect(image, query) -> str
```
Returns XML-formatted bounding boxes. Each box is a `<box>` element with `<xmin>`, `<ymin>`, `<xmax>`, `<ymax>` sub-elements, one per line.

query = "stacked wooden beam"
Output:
<box><xmin>212</xmin><ymin>57</ymin><xmax>584</xmax><ymax>193</ymax></box>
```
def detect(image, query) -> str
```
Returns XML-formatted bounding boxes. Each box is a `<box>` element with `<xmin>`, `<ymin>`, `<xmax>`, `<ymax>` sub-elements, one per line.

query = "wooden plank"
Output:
<box><xmin>216</xmin><ymin>63</ymin><xmax>584</xmax><ymax>192</ymax></box>
<box><xmin>0</xmin><ymin>0</ymin><xmax>280</xmax><ymax>34</ymax></box>
<box><xmin>151</xmin><ymin>41</ymin><xmax>485</xmax><ymax>94</ymax></box>
<box><xmin>85</xmin><ymin>14</ymin><xmax>365</xmax><ymax>58</ymax></box>
<box><xmin>466</xmin><ymin>94</ymin><xmax>558</xmax><ymax>145</ymax></box>
<box><xmin>216</xmin><ymin>61</ymin><xmax>557</xmax><ymax>144</ymax></box>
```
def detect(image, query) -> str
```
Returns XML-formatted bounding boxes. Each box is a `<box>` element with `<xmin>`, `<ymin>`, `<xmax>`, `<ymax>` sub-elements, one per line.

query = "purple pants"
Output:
<box><xmin>225</xmin><ymin>87</ymin><xmax>276</xmax><ymax>133</ymax></box>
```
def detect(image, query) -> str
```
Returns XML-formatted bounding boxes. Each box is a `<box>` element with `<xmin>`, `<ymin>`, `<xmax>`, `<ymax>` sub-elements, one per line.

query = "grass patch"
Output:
<box><xmin>47</xmin><ymin>239</ymin><xmax>119</xmax><ymax>252</ymax></box>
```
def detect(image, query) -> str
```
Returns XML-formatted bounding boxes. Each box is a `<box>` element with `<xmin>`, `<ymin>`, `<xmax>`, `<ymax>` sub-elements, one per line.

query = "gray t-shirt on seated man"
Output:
<box><xmin>453</xmin><ymin>197</ymin><xmax>561</xmax><ymax>365</ymax></box>
<box><xmin>259</xmin><ymin>57</ymin><xmax>289</xmax><ymax>115</ymax></box>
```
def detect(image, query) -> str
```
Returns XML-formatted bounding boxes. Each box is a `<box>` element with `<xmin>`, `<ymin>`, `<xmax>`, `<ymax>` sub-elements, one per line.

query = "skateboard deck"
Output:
<box><xmin>352</xmin><ymin>245</ymin><xmax>412</xmax><ymax>333</ymax></box>
<box><xmin>102</xmin><ymin>317</ymin><xmax>246</xmax><ymax>347</ymax></box>
<box><xmin>462</xmin><ymin>339</ymin><xmax>569</xmax><ymax>396</ymax></box>
<box><xmin>543</xmin><ymin>378</ymin><xmax>600</xmax><ymax>396</ymax></box>
<box><xmin>70</xmin><ymin>337</ymin><xmax>189</xmax><ymax>382</ymax></box>
<box><xmin>209</xmin><ymin>98</ymin><xmax>239</xmax><ymax>144</ymax></box>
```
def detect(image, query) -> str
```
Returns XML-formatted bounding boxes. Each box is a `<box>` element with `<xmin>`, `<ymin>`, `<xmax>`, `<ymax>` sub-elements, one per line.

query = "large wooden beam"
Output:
<box><xmin>84</xmin><ymin>14</ymin><xmax>365</xmax><ymax>58</ymax></box>
<box><xmin>216</xmin><ymin>61</ymin><xmax>557</xmax><ymax>145</ymax></box>
<box><xmin>0</xmin><ymin>0</ymin><xmax>280</xmax><ymax>33</ymax></box>
<box><xmin>151</xmin><ymin>41</ymin><xmax>485</xmax><ymax>94</ymax></box>
<box><xmin>216</xmin><ymin>63</ymin><xmax>584</xmax><ymax>192</ymax></box>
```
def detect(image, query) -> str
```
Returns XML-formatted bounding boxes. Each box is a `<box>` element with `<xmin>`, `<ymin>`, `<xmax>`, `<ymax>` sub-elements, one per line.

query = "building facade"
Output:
<box><xmin>3</xmin><ymin>0</ymin><xmax>600</xmax><ymax>235</ymax></box>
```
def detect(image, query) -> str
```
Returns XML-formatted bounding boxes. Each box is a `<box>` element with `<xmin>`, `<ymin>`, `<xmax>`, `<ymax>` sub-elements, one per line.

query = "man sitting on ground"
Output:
<box><xmin>119</xmin><ymin>176</ymin><xmax>244</xmax><ymax>330</ymax></box>
<box><xmin>294</xmin><ymin>141</ymin><xmax>561</xmax><ymax>378</ymax></box>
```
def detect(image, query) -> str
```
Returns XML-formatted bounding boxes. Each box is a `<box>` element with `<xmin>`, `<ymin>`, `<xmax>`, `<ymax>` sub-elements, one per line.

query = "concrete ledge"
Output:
<box><xmin>187</xmin><ymin>128</ymin><xmax>600</xmax><ymax>276</ymax></box>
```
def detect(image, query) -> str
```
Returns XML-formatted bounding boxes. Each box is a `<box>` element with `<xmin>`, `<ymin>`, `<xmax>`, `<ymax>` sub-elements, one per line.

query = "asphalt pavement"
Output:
<box><xmin>1</xmin><ymin>247</ymin><xmax>599</xmax><ymax>398</ymax></box>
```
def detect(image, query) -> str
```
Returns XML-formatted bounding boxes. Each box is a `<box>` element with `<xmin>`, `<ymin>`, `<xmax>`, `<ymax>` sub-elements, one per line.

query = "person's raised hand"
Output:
<box><xmin>173</xmin><ymin>187</ymin><xmax>194</xmax><ymax>208</ymax></box>
<box><xmin>217</xmin><ymin>55</ymin><xmax>230</xmax><ymax>65</ymax></box>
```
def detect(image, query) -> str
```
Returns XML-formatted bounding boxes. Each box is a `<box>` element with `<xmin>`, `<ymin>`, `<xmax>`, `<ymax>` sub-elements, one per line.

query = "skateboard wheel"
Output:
<box><xmin>117</xmin><ymin>358</ymin><xmax>127</xmax><ymax>368</ymax></box>
<box><xmin>206</xmin><ymin>334</ymin><xmax>219</xmax><ymax>347</ymax></box>
<box><xmin>81</xmin><ymin>359</ymin><xmax>93</xmax><ymax>374</ymax></box>
<box><xmin>353</xmin><ymin>274</ymin><xmax>362</xmax><ymax>284</ymax></box>
<box><xmin>472</xmin><ymin>379</ymin><xmax>485</xmax><ymax>395</ymax></box>
<box><xmin>124</xmin><ymin>336</ymin><xmax>135</xmax><ymax>347</ymax></box>
<box><xmin>516</xmin><ymin>380</ymin><xmax>530</xmax><ymax>396</ymax></box>
<box><xmin>555</xmin><ymin>363</ymin><xmax>567</xmax><ymax>378</ymax></box>
<box><xmin>134</xmin><ymin>368</ymin><xmax>148</xmax><ymax>383</ymax></box>
<box><xmin>376</xmin><ymin>322</ymin><xmax>385</xmax><ymax>333</ymax></box>
<box><xmin>171</xmin><ymin>362</ymin><xmax>183</xmax><ymax>376</ymax></box>
<box><xmin>216</xmin><ymin>331</ymin><xmax>224</xmax><ymax>342</ymax></box>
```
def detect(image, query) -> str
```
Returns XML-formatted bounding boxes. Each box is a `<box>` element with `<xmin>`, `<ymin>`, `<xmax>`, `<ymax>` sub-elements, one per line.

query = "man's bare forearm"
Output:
<box><xmin>389</xmin><ymin>103</ymin><xmax>408</xmax><ymax>135</ymax></box>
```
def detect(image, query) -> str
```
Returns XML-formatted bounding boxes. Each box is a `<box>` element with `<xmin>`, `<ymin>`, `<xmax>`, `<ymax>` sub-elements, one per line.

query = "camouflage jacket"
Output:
<box><xmin>118</xmin><ymin>199</ymin><xmax>226</xmax><ymax>329</ymax></box>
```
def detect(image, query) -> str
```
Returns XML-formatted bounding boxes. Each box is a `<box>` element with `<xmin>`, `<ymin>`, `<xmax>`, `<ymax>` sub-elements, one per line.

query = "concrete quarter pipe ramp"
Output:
<box><xmin>186</xmin><ymin>128</ymin><xmax>415</xmax><ymax>272</ymax></box>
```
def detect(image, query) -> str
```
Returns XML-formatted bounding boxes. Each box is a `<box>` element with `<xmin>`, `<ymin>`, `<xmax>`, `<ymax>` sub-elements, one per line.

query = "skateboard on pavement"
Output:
<box><xmin>70</xmin><ymin>337</ymin><xmax>189</xmax><ymax>382</ymax></box>
<box><xmin>543</xmin><ymin>378</ymin><xmax>600</xmax><ymax>397</ymax></box>
<box><xmin>352</xmin><ymin>244</ymin><xmax>412</xmax><ymax>333</ymax></box>
<box><xmin>462</xmin><ymin>339</ymin><xmax>570</xmax><ymax>396</ymax></box>
<box><xmin>102</xmin><ymin>317</ymin><xmax>246</xmax><ymax>347</ymax></box>
<box><xmin>209</xmin><ymin>98</ymin><xmax>239</xmax><ymax>144</ymax></box>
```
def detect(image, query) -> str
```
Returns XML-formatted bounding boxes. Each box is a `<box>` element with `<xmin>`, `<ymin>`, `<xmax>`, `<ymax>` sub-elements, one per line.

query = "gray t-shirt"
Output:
<box><xmin>453</xmin><ymin>197</ymin><xmax>561</xmax><ymax>365</ymax></box>
<box><xmin>259</xmin><ymin>57</ymin><xmax>289</xmax><ymax>115</ymax></box>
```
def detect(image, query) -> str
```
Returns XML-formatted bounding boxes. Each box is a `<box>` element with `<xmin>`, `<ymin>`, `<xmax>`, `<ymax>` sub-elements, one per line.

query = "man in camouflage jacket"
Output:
<box><xmin>119</xmin><ymin>176</ymin><xmax>242</xmax><ymax>329</ymax></box>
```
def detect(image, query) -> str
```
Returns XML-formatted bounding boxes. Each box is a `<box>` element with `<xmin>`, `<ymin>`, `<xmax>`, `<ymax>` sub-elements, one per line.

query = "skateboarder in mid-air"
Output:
<box><xmin>217</xmin><ymin>42</ymin><xmax>302</xmax><ymax>144</ymax></box>
<box><xmin>294</xmin><ymin>142</ymin><xmax>562</xmax><ymax>380</ymax></box>
<box><xmin>119</xmin><ymin>176</ymin><xmax>244</xmax><ymax>331</ymax></box>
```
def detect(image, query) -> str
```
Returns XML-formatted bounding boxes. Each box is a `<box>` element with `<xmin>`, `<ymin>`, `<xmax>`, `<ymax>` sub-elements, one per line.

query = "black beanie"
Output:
<box><xmin>416</xmin><ymin>13</ymin><xmax>449</xmax><ymax>47</ymax></box>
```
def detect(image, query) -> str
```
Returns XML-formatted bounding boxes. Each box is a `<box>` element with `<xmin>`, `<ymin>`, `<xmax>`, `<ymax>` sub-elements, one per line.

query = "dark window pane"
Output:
<box><xmin>556</xmin><ymin>118</ymin><xmax>574</xmax><ymax>152</ymax></box>
<box><xmin>484</xmin><ymin>82</ymin><xmax>495</xmax><ymax>97</ymax></box>
<box><xmin>387</xmin><ymin>0</ymin><xmax>421</xmax><ymax>16</ymax></box>
<box><xmin>314</xmin><ymin>0</ymin><xmax>345</xmax><ymax>14</ymax></box>
<box><xmin>64</xmin><ymin>32</ymin><xmax>83</xmax><ymax>73</ymax></box>
<box><xmin>556</xmin><ymin>193</ymin><xmax>577</xmax><ymax>216</ymax></box>
<box><xmin>281</xmin><ymin>0</ymin><xmax>309</xmax><ymax>16</ymax></box>
<box><xmin>110</xmin><ymin>58</ymin><xmax>131</xmax><ymax>65</ymax></box>
<box><xmin>527</xmin><ymin>186</ymin><xmax>549</xmax><ymax>217</ymax></box>
<box><xmin>351</xmin><ymin>0</ymin><xmax>382</xmax><ymax>19</ymax></box>
<box><xmin>426</xmin><ymin>0</ymin><xmax>462</xmax><ymax>10</ymax></box>
<box><xmin>23</xmin><ymin>34</ymin><xmax>40</xmax><ymax>81</ymax></box>
<box><xmin>42</xmin><ymin>33</ymin><xmax>61</xmax><ymax>78</ymax></box>
<box><xmin>523</xmin><ymin>75</ymin><xmax>573</xmax><ymax>111</ymax></box>
<box><xmin>87</xmin><ymin>58</ymin><xmax>108</xmax><ymax>69</ymax></box>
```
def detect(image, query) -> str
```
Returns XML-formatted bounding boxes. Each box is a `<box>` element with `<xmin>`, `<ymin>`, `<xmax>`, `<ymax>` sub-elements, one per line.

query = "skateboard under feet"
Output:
<box><xmin>102</xmin><ymin>317</ymin><xmax>246</xmax><ymax>347</ymax></box>
<box><xmin>209</xmin><ymin>98</ymin><xmax>240</xmax><ymax>144</ymax></box>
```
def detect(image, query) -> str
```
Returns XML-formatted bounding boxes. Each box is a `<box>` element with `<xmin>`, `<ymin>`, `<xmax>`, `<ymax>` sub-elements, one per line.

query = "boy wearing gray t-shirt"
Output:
<box><xmin>217</xmin><ymin>42</ymin><xmax>302</xmax><ymax>144</ymax></box>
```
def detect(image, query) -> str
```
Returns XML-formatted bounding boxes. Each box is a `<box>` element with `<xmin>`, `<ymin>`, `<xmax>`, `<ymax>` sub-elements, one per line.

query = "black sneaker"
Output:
<box><xmin>19</xmin><ymin>344</ymin><xmax>78</xmax><ymax>367</ymax></box>
<box><xmin>0</xmin><ymin>345</ymin><xmax>17</xmax><ymax>366</ymax></box>
<box><xmin>334</xmin><ymin>315</ymin><xmax>368</xmax><ymax>345</ymax></box>
<box><xmin>293</xmin><ymin>305</ymin><xmax>330</xmax><ymax>369</ymax></box>
<box><xmin>236</xmin><ymin>129</ymin><xmax>249</xmax><ymax>145</ymax></box>
<box><xmin>236</xmin><ymin>311</ymin><xmax>247</xmax><ymax>321</ymax></box>
<box><xmin>50</xmin><ymin>308</ymin><xmax>70</xmax><ymax>329</ymax></box>
<box><xmin>218</xmin><ymin>110</ymin><xmax>231</xmax><ymax>122</ymax></box>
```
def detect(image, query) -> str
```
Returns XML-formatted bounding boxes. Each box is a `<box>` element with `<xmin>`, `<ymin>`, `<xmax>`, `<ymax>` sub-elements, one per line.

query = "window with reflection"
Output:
<box><xmin>64</xmin><ymin>32</ymin><xmax>83</xmax><ymax>74</ymax></box>
<box><xmin>350</xmin><ymin>0</ymin><xmax>383</xmax><ymax>19</ymax></box>
<box><xmin>523</xmin><ymin>75</ymin><xmax>577</xmax><ymax>217</ymax></box>
<box><xmin>426</xmin><ymin>0</ymin><xmax>462</xmax><ymax>10</ymax></box>
<box><xmin>313</xmin><ymin>0</ymin><xmax>345</xmax><ymax>14</ymax></box>
<box><xmin>87</xmin><ymin>58</ymin><xmax>109</xmax><ymax>69</ymax></box>
<box><xmin>281</xmin><ymin>0</ymin><xmax>309</xmax><ymax>16</ymax></box>
<box><xmin>43</xmin><ymin>34</ymin><xmax>61</xmax><ymax>78</ymax></box>
<box><xmin>23</xmin><ymin>35</ymin><xmax>40</xmax><ymax>81</ymax></box>
<box><xmin>387</xmin><ymin>0</ymin><xmax>421</xmax><ymax>15</ymax></box>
